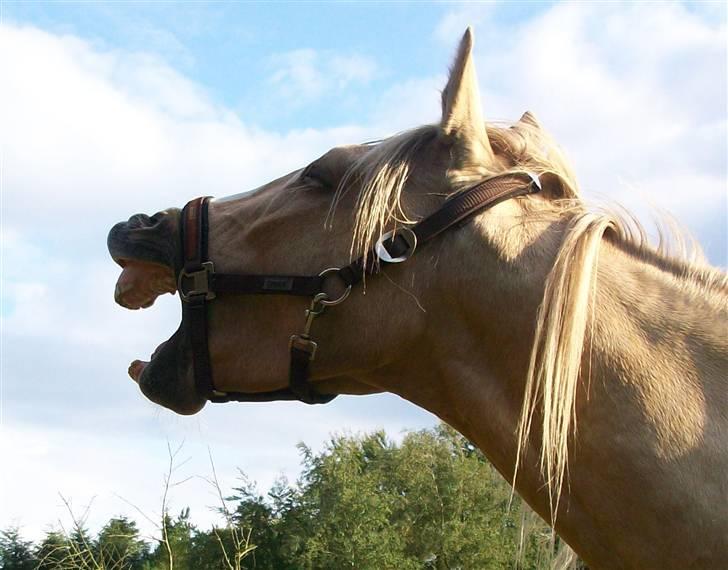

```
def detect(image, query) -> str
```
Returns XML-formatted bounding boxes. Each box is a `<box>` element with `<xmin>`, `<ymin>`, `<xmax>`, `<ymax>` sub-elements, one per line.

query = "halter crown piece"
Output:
<box><xmin>178</xmin><ymin>172</ymin><xmax>542</xmax><ymax>405</ymax></box>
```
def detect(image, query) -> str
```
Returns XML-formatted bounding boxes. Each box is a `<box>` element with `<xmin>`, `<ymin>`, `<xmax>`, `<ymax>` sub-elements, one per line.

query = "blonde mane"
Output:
<box><xmin>335</xmin><ymin>119</ymin><xmax>728</xmax><ymax>522</ymax></box>
<box><xmin>334</xmin><ymin>120</ymin><xmax>581</xmax><ymax>264</ymax></box>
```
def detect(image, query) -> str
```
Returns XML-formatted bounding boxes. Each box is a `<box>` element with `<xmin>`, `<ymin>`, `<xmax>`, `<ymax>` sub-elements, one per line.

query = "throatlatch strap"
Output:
<box><xmin>412</xmin><ymin>173</ymin><xmax>537</xmax><ymax>244</ymax></box>
<box><xmin>337</xmin><ymin>173</ymin><xmax>539</xmax><ymax>287</ymax></box>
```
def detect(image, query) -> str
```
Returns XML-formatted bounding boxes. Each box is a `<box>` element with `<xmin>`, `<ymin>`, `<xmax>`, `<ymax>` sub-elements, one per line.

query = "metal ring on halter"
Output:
<box><xmin>375</xmin><ymin>227</ymin><xmax>417</xmax><ymax>264</ymax></box>
<box><xmin>317</xmin><ymin>268</ymin><xmax>352</xmax><ymax>306</ymax></box>
<box><xmin>526</xmin><ymin>172</ymin><xmax>542</xmax><ymax>192</ymax></box>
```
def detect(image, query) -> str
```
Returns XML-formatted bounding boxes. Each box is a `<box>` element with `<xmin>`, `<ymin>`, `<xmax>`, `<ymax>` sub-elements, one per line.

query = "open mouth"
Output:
<box><xmin>108</xmin><ymin>210</ymin><xmax>206</xmax><ymax>415</ymax></box>
<box><xmin>115</xmin><ymin>258</ymin><xmax>175</xmax><ymax>381</ymax></box>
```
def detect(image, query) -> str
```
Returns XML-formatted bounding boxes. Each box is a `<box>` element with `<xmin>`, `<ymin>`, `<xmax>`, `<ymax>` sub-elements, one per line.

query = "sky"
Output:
<box><xmin>1</xmin><ymin>1</ymin><xmax>726</xmax><ymax>543</ymax></box>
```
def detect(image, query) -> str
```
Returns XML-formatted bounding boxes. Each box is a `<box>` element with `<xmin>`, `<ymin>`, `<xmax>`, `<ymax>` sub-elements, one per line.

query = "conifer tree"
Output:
<box><xmin>0</xmin><ymin>527</ymin><xmax>36</xmax><ymax>570</ymax></box>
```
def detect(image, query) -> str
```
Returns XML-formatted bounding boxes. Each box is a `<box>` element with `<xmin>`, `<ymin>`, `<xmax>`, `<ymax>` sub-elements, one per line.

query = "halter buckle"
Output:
<box><xmin>375</xmin><ymin>227</ymin><xmax>417</xmax><ymax>263</ymax></box>
<box><xmin>178</xmin><ymin>261</ymin><xmax>216</xmax><ymax>301</ymax></box>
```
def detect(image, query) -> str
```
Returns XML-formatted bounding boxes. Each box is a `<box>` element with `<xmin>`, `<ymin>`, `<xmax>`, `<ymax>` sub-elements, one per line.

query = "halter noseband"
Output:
<box><xmin>178</xmin><ymin>172</ymin><xmax>541</xmax><ymax>405</ymax></box>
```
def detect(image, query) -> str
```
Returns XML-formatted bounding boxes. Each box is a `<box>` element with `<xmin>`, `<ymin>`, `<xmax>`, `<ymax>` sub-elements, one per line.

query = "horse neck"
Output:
<box><xmin>560</xmin><ymin>238</ymin><xmax>727</xmax><ymax>568</ymax></box>
<box><xmin>370</xmin><ymin>211</ymin><xmax>728</xmax><ymax>569</ymax></box>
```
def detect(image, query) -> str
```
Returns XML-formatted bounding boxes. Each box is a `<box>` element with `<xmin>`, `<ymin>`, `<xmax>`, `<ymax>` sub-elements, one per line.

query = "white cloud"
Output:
<box><xmin>2</xmin><ymin>401</ymin><xmax>434</xmax><ymax>542</ymax></box>
<box><xmin>371</xmin><ymin>75</ymin><xmax>445</xmax><ymax>133</ymax></box>
<box><xmin>267</xmin><ymin>49</ymin><xmax>378</xmax><ymax>103</ymax></box>
<box><xmin>329</xmin><ymin>53</ymin><xmax>378</xmax><ymax>86</ymax></box>
<box><xmin>268</xmin><ymin>48</ymin><xmax>323</xmax><ymax>99</ymax></box>
<box><xmin>0</xmin><ymin>25</ymin><xmax>378</xmax><ymax>242</ymax></box>
<box><xmin>439</xmin><ymin>1</ymin><xmax>727</xmax><ymax>262</ymax></box>
<box><xmin>0</xmin><ymin>22</ymin><xmax>431</xmax><ymax>540</ymax></box>
<box><xmin>378</xmin><ymin>3</ymin><xmax>726</xmax><ymax>264</ymax></box>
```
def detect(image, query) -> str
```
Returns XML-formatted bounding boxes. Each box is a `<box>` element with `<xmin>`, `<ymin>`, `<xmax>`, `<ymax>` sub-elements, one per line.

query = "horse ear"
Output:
<box><xmin>440</xmin><ymin>28</ymin><xmax>494</xmax><ymax>165</ymax></box>
<box><xmin>518</xmin><ymin>111</ymin><xmax>541</xmax><ymax>129</ymax></box>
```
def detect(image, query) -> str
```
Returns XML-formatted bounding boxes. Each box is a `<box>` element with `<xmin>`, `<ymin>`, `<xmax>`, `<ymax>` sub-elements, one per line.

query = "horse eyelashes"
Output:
<box><xmin>300</xmin><ymin>165</ymin><xmax>331</xmax><ymax>191</ymax></box>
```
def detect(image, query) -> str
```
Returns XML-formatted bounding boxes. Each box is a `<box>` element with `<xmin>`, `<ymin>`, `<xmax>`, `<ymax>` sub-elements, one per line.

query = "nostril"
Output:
<box><xmin>126</xmin><ymin>212</ymin><xmax>167</xmax><ymax>230</ymax></box>
<box><xmin>107</xmin><ymin>207</ymin><xmax>182</xmax><ymax>270</ymax></box>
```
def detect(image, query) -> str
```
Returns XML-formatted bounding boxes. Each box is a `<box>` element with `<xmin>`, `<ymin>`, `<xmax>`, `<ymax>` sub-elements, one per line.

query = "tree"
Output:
<box><xmin>391</xmin><ymin>425</ymin><xmax>521</xmax><ymax>568</ymax></box>
<box><xmin>8</xmin><ymin>424</ymin><xmax>576</xmax><ymax>569</ymax></box>
<box><xmin>0</xmin><ymin>527</ymin><xmax>36</xmax><ymax>570</ymax></box>
<box><xmin>146</xmin><ymin>509</ymin><xmax>194</xmax><ymax>570</ymax></box>
<box><xmin>295</xmin><ymin>432</ymin><xmax>414</xmax><ymax>569</ymax></box>
<box><xmin>225</xmin><ymin>476</ymin><xmax>282</xmax><ymax>569</ymax></box>
<box><xmin>67</xmin><ymin>524</ymin><xmax>99</xmax><ymax>569</ymax></box>
<box><xmin>226</xmin><ymin>426</ymin><xmax>557</xmax><ymax>569</ymax></box>
<box><xmin>96</xmin><ymin>517</ymin><xmax>148</xmax><ymax>569</ymax></box>
<box><xmin>34</xmin><ymin>530</ymin><xmax>70</xmax><ymax>570</ymax></box>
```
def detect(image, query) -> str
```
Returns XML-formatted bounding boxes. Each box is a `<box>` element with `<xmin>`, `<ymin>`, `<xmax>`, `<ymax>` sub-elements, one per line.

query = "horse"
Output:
<box><xmin>108</xmin><ymin>28</ymin><xmax>728</xmax><ymax>569</ymax></box>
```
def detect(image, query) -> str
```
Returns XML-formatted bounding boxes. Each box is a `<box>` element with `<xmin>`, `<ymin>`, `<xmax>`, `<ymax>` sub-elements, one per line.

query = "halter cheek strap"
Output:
<box><xmin>180</xmin><ymin>197</ymin><xmax>335</xmax><ymax>404</ymax></box>
<box><xmin>178</xmin><ymin>172</ymin><xmax>541</xmax><ymax>405</ymax></box>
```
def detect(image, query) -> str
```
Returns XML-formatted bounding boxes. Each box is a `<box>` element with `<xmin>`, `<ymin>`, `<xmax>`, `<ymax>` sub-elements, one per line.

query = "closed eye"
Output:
<box><xmin>299</xmin><ymin>163</ymin><xmax>330</xmax><ymax>190</ymax></box>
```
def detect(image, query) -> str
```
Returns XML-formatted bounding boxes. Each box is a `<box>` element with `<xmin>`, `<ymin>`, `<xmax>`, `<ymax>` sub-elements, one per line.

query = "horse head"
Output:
<box><xmin>109</xmin><ymin>29</ymin><xmax>566</xmax><ymax>416</ymax></box>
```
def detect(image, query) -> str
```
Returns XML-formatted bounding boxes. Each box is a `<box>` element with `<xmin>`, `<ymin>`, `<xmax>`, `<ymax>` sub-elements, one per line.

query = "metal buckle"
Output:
<box><xmin>374</xmin><ymin>227</ymin><xmax>417</xmax><ymax>263</ymax></box>
<box><xmin>288</xmin><ymin>293</ymin><xmax>327</xmax><ymax>361</ymax></box>
<box><xmin>178</xmin><ymin>261</ymin><xmax>216</xmax><ymax>301</ymax></box>
<box><xmin>289</xmin><ymin>335</ymin><xmax>318</xmax><ymax>360</ymax></box>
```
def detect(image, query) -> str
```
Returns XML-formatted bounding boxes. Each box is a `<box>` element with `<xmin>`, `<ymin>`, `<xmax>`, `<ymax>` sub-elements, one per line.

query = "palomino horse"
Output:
<box><xmin>108</xmin><ymin>29</ymin><xmax>727</xmax><ymax>569</ymax></box>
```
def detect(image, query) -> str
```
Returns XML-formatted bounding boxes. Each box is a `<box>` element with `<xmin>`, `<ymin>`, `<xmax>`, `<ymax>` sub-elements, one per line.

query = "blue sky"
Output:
<box><xmin>3</xmin><ymin>2</ymin><xmax>555</xmax><ymax>130</ymax></box>
<box><xmin>1</xmin><ymin>1</ymin><xmax>726</xmax><ymax>541</ymax></box>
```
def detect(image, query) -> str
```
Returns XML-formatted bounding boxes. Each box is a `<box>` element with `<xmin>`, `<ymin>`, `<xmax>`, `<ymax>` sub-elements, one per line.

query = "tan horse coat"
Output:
<box><xmin>112</xmin><ymin>28</ymin><xmax>728</xmax><ymax>569</ymax></box>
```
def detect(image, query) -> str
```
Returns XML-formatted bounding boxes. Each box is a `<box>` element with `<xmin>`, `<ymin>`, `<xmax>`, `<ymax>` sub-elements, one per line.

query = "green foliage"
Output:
<box><xmin>3</xmin><ymin>424</ymin><xmax>572</xmax><ymax>569</ymax></box>
<box><xmin>255</xmin><ymin>425</ymin><xmax>551</xmax><ymax>569</ymax></box>
<box><xmin>295</xmin><ymin>431</ymin><xmax>412</xmax><ymax>569</ymax></box>
<box><xmin>220</xmin><ymin>424</ymin><xmax>556</xmax><ymax>569</ymax></box>
<box><xmin>146</xmin><ymin>509</ymin><xmax>194</xmax><ymax>570</ymax></box>
<box><xmin>0</xmin><ymin>527</ymin><xmax>37</xmax><ymax>570</ymax></box>
<box><xmin>34</xmin><ymin>531</ymin><xmax>69</xmax><ymax>570</ymax></box>
<box><xmin>96</xmin><ymin>517</ymin><xmax>148</xmax><ymax>570</ymax></box>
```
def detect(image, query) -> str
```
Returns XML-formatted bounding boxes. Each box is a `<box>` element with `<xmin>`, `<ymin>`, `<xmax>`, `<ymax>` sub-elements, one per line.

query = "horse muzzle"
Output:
<box><xmin>108</xmin><ymin>207</ymin><xmax>207</xmax><ymax>415</ymax></box>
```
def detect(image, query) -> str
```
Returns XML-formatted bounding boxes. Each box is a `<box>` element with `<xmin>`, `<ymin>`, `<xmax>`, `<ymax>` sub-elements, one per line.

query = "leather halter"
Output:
<box><xmin>178</xmin><ymin>172</ymin><xmax>541</xmax><ymax>405</ymax></box>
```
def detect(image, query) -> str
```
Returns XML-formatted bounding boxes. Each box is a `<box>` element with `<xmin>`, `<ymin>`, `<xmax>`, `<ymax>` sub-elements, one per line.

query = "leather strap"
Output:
<box><xmin>338</xmin><ymin>172</ymin><xmax>539</xmax><ymax>286</ymax></box>
<box><xmin>183</xmin><ymin>197</ymin><xmax>208</xmax><ymax>270</ymax></box>
<box><xmin>288</xmin><ymin>344</ymin><xmax>335</xmax><ymax>404</ymax></box>
<box><xmin>178</xmin><ymin>172</ymin><xmax>540</xmax><ymax>406</ymax></box>
<box><xmin>180</xmin><ymin>197</ymin><xmax>334</xmax><ymax>405</ymax></box>
<box><xmin>180</xmin><ymin>198</ymin><xmax>215</xmax><ymax>397</ymax></box>
<box><xmin>211</xmin><ymin>274</ymin><xmax>323</xmax><ymax>296</ymax></box>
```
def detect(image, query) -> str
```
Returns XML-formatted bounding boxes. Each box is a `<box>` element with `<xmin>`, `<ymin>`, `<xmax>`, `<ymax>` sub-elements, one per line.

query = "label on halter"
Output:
<box><xmin>263</xmin><ymin>277</ymin><xmax>295</xmax><ymax>291</ymax></box>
